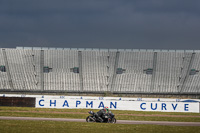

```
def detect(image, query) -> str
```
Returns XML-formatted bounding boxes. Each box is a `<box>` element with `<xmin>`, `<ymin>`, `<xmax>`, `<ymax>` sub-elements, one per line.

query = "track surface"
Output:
<box><xmin>0</xmin><ymin>116</ymin><xmax>200</xmax><ymax>126</ymax></box>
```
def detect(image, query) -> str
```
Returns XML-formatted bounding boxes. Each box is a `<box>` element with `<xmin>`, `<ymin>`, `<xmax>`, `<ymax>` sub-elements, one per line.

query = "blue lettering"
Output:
<box><xmin>42</xmin><ymin>95</ymin><xmax>44</xmax><ymax>98</ymax></box>
<box><xmin>98</xmin><ymin>101</ymin><xmax>104</xmax><ymax>108</ymax></box>
<box><xmin>86</xmin><ymin>101</ymin><xmax>93</xmax><ymax>108</ymax></box>
<box><xmin>140</xmin><ymin>103</ymin><xmax>146</xmax><ymax>110</ymax></box>
<box><xmin>50</xmin><ymin>100</ymin><xmax>56</xmax><ymax>107</ymax></box>
<box><xmin>99</xmin><ymin>97</ymin><xmax>104</xmax><ymax>100</ymax></box>
<box><xmin>110</xmin><ymin>102</ymin><xmax>117</xmax><ymax>109</ymax></box>
<box><xmin>60</xmin><ymin>96</ymin><xmax>65</xmax><ymax>99</ymax></box>
<box><xmin>161</xmin><ymin>103</ymin><xmax>167</xmax><ymax>110</ymax></box>
<box><xmin>151</xmin><ymin>103</ymin><xmax>157</xmax><ymax>110</ymax></box>
<box><xmin>76</xmin><ymin>101</ymin><xmax>81</xmax><ymax>107</ymax></box>
<box><xmin>137</xmin><ymin>98</ymin><xmax>142</xmax><ymax>101</ymax></box>
<box><xmin>62</xmin><ymin>100</ymin><xmax>69</xmax><ymax>107</ymax></box>
<box><xmin>39</xmin><ymin>99</ymin><xmax>44</xmax><ymax>106</ymax></box>
<box><xmin>176</xmin><ymin>99</ymin><xmax>180</xmax><ymax>102</ymax></box>
<box><xmin>184</xmin><ymin>104</ymin><xmax>189</xmax><ymax>111</ymax></box>
<box><xmin>171</xmin><ymin>103</ymin><xmax>178</xmax><ymax>110</ymax></box>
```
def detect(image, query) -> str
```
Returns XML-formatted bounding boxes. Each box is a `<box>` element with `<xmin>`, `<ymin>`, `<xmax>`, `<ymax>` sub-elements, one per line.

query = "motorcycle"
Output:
<box><xmin>86</xmin><ymin>110</ymin><xmax>116</xmax><ymax>123</ymax></box>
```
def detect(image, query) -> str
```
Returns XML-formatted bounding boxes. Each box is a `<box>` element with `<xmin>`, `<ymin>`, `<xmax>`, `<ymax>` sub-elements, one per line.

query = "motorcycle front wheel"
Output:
<box><xmin>108</xmin><ymin>118</ymin><xmax>116</xmax><ymax>123</ymax></box>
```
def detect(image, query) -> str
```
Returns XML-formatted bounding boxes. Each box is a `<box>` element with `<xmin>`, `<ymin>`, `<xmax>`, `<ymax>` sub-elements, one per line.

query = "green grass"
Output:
<box><xmin>0</xmin><ymin>120</ymin><xmax>200</xmax><ymax>133</ymax></box>
<box><xmin>0</xmin><ymin>107</ymin><xmax>199</xmax><ymax>122</ymax></box>
<box><xmin>0</xmin><ymin>107</ymin><xmax>200</xmax><ymax>133</ymax></box>
<box><xmin>0</xmin><ymin>106</ymin><xmax>199</xmax><ymax>116</ymax></box>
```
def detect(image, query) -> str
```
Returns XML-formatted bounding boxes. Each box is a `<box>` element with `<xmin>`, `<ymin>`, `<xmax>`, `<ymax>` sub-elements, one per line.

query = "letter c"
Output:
<box><xmin>39</xmin><ymin>99</ymin><xmax>44</xmax><ymax>106</ymax></box>
<box><xmin>140</xmin><ymin>103</ymin><xmax>146</xmax><ymax>110</ymax></box>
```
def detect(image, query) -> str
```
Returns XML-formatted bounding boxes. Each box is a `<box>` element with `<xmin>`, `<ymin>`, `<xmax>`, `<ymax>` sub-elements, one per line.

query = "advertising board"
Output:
<box><xmin>35</xmin><ymin>97</ymin><xmax>200</xmax><ymax>113</ymax></box>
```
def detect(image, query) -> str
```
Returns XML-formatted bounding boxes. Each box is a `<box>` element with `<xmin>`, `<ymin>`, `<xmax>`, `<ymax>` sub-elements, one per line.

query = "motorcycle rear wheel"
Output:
<box><xmin>86</xmin><ymin>116</ymin><xmax>95</xmax><ymax>122</ymax></box>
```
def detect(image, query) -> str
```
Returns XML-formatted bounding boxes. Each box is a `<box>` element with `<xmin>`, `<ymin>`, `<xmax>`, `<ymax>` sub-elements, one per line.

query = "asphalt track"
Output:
<box><xmin>0</xmin><ymin>116</ymin><xmax>200</xmax><ymax>126</ymax></box>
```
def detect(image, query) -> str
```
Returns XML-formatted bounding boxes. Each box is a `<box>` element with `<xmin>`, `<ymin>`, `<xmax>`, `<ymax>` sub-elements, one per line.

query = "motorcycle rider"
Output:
<box><xmin>96</xmin><ymin>106</ymin><xmax>109</xmax><ymax>122</ymax></box>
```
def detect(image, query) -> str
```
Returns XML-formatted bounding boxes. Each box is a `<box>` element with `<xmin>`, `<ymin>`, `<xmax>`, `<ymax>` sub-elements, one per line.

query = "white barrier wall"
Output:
<box><xmin>1</xmin><ymin>94</ymin><xmax>199</xmax><ymax>113</ymax></box>
<box><xmin>35</xmin><ymin>97</ymin><xmax>200</xmax><ymax>113</ymax></box>
<box><xmin>1</xmin><ymin>94</ymin><xmax>200</xmax><ymax>102</ymax></box>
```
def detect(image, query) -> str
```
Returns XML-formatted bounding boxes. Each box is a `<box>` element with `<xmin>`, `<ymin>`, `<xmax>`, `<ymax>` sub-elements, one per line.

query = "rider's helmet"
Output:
<box><xmin>104</xmin><ymin>106</ymin><xmax>109</xmax><ymax>113</ymax></box>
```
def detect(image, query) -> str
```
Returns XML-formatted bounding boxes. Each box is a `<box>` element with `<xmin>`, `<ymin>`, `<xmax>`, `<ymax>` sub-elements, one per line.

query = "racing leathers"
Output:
<box><xmin>96</xmin><ymin>109</ymin><xmax>107</xmax><ymax>122</ymax></box>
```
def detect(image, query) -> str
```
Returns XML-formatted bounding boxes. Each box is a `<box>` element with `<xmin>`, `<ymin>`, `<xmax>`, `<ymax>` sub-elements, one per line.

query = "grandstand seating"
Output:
<box><xmin>0</xmin><ymin>47</ymin><xmax>199</xmax><ymax>94</ymax></box>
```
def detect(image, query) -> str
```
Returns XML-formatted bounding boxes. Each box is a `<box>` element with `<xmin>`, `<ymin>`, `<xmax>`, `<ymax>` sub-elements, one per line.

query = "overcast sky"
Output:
<box><xmin>0</xmin><ymin>0</ymin><xmax>200</xmax><ymax>50</ymax></box>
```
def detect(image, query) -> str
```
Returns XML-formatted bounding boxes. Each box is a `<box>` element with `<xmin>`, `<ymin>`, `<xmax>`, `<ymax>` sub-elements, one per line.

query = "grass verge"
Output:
<box><xmin>0</xmin><ymin>106</ymin><xmax>199</xmax><ymax>122</ymax></box>
<box><xmin>0</xmin><ymin>120</ymin><xmax>200</xmax><ymax>133</ymax></box>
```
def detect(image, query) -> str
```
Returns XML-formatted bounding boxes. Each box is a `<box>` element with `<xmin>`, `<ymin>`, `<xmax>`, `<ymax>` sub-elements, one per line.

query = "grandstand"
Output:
<box><xmin>0</xmin><ymin>47</ymin><xmax>200</xmax><ymax>95</ymax></box>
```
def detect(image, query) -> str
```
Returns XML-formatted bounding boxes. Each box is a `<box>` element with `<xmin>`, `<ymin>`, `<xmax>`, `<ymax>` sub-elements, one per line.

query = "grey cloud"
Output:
<box><xmin>0</xmin><ymin>0</ymin><xmax>200</xmax><ymax>49</ymax></box>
